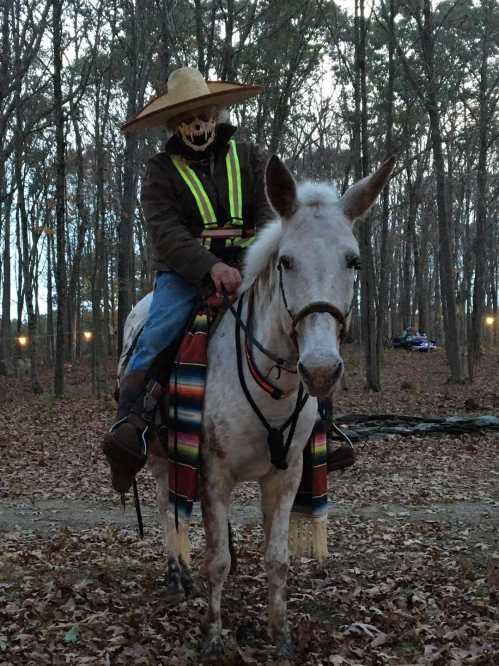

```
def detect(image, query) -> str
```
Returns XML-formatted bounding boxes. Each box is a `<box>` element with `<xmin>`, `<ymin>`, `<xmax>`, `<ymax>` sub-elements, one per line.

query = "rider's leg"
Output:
<box><xmin>102</xmin><ymin>272</ymin><xmax>198</xmax><ymax>493</ymax></box>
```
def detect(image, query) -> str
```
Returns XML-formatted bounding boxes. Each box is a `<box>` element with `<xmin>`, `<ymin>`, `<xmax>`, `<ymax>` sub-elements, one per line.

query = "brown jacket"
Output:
<box><xmin>140</xmin><ymin>124</ymin><xmax>273</xmax><ymax>286</ymax></box>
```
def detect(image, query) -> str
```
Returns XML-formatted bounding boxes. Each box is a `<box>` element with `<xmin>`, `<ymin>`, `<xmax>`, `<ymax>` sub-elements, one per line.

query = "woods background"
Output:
<box><xmin>0</xmin><ymin>0</ymin><xmax>498</xmax><ymax>396</ymax></box>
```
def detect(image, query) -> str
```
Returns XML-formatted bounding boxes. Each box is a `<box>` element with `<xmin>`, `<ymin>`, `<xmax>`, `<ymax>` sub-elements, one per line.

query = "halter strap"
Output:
<box><xmin>277</xmin><ymin>262</ymin><xmax>352</xmax><ymax>343</ymax></box>
<box><xmin>292</xmin><ymin>302</ymin><xmax>347</xmax><ymax>338</ymax></box>
<box><xmin>244</xmin><ymin>290</ymin><xmax>296</xmax><ymax>400</ymax></box>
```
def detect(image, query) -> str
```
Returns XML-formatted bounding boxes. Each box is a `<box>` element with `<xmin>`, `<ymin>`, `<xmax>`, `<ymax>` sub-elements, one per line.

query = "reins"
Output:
<box><xmin>222</xmin><ymin>288</ymin><xmax>297</xmax><ymax>374</ymax></box>
<box><xmin>234</xmin><ymin>292</ymin><xmax>309</xmax><ymax>470</ymax></box>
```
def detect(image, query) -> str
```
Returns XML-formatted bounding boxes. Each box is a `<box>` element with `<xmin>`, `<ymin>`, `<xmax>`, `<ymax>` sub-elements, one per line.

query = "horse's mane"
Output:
<box><xmin>241</xmin><ymin>181</ymin><xmax>339</xmax><ymax>292</ymax></box>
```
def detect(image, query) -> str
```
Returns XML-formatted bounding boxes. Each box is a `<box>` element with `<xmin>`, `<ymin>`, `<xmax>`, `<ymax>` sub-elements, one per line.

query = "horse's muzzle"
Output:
<box><xmin>297</xmin><ymin>356</ymin><xmax>344</xmax><ymax>397</ymax></box>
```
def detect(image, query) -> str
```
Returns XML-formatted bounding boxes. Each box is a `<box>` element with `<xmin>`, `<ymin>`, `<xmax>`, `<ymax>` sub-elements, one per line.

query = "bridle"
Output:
<box><xmin>223</xmin><ymin>262</ymin><xmax>353</xmax><ymax>470</ymax></box>
<box><xmin>224</xmin><ymin>259</ymin><xmax>352</xmax><ymax>373</ymax></box>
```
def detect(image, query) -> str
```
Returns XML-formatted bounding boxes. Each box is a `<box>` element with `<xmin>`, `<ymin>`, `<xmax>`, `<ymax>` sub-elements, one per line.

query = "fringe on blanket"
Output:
<box><xmin>288</xmin><ymin>515</ymin><xmax>329</xmax><ymax>561</ymax></box>
<box><xmin>289</xmin><ymin>417</ymin><xmax>329</xmax><ymax>560</ymax></box>
<box><xmin>167</xmin><ymin>522</ymin><xmax>192</xmax><ymax>565</ymax></box>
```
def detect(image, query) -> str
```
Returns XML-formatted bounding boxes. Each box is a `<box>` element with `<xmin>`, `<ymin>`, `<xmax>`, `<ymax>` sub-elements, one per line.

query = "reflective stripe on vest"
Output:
<box><xmin>170</xmin><ymin>154</ymin><xmax>217</xmax><ymax>227</ymax></box>
<box><xmin>225</xmin><ymin>139</ymin><xmax>243</xmax><ymax>224</ymax></box>
<box><xmin>170</xmin><ymin>139</ymin><xmax>243</xmax><ymax>230</ymax></box>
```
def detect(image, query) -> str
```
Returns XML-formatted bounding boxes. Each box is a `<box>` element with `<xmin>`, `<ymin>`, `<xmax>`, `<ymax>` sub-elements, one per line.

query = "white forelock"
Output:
<box><xmin>241</xmin><ymin>181</ymin><xmax>340</xmax><ymax>291</ymax></box>
<box><xmin>297</xmin><ymin>180</ymin><xmax>339</xmax><ymax>208</ymax></box>
<box><xmin>241</xmin><ymin>219</ymin><xmax>282</xmax><ymax>291</ymax></box>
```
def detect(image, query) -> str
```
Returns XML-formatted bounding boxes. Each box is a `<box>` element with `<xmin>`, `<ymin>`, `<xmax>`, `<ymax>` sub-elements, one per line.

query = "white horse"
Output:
<box><xmin>126</xmin><ymin>155</ymin><xmax>394</xmax><ymax>659</ymax></box>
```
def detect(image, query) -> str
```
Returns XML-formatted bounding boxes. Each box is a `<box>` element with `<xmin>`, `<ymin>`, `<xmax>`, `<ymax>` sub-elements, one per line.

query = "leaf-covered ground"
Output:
<box><xmin>1</xmin><ymin>349</ymin><xmax>498</xmax><ymax>665</ymax></box>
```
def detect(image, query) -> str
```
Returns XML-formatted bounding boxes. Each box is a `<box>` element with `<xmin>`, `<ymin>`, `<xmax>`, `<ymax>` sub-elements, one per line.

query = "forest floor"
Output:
<box><xmin>1</xmin><ymin>348</ymin><xmax>499</xmax><ymax>665</ymax></box>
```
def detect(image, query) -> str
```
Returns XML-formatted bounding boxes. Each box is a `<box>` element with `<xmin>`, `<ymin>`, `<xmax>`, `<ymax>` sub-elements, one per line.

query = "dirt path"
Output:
<box><xmin>2</xmin><ymin>495</ymin><xmax>498</xmax><ymax>535</ymax></box>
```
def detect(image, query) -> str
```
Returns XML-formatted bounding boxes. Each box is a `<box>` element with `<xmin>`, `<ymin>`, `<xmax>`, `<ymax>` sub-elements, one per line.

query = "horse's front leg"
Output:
<box><xmin>260</xmin><ymin>463</ymin><xmax>302</xmax><ymax>659</ymax></box>
<box><xmin>200</xmin><ymin>460</ymin><xmax>233</xmax><ymax>658</ymax></box>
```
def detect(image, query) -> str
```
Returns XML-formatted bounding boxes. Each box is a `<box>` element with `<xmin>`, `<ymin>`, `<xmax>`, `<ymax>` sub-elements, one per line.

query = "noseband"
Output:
<box><xmin>277</xmin><ymin>263</ymin><xmax>351</xmax><ymax>343</ymax></box>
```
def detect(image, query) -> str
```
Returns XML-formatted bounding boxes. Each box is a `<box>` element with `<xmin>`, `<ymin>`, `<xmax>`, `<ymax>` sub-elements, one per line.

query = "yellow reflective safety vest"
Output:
<box><xmin>170</xmin><ymin>140</ymin><xmax>253</xmax><ymax>247</ymax></box>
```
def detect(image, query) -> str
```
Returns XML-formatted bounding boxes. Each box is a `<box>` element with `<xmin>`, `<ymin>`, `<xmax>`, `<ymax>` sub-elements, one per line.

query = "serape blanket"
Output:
<box><xmin>167</xmin><ymin>303</ymin><xmax>329</xmax><ymax>561</ymax></box>
<box><xmin>168</xmin><ymin>308</ymin><xmax>209</xmax><ymax>521</ymax></box>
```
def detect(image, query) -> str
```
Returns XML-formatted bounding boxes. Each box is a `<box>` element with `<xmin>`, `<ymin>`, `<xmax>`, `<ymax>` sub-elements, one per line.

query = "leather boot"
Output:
<box><xmin>318</xmin><ymin>398</ymin><xmax>356</xmax><ymax>473</ymax></box>
<box><xmin>102</xmin><ymin>370</ymin><xmax>150</xmax><ymax>493</ymax></box>
<box><xmin>326</xmin><ymin>437</ymin><xmax>355</xmax><ymax>472</ymax></box>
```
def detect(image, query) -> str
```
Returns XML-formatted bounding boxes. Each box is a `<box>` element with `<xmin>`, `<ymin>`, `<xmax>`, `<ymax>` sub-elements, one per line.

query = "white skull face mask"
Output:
<box><xmin>177</xmin><ymin>111</ymin><xmax>216</xmax><ymax>152</ymax></box>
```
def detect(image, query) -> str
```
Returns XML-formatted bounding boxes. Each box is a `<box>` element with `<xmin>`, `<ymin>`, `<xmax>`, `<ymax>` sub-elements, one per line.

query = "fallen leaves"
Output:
<box><xmin>1</xmin><ymin>352</ymin><xmax>499</xmax><ymax>664</ymax></box>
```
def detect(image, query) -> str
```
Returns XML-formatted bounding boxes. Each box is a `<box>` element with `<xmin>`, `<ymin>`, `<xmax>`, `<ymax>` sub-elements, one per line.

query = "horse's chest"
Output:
<box><xmin>203</xmin><ymin>383</ymin><xmax>316</xmax><ymax>480</ymax></box>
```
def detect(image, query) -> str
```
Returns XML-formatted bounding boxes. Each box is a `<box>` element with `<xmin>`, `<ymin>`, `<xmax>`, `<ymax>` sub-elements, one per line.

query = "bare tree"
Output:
<box><xmin>52</xmin><ymin>0</ymin><xmax>66</xmax><ymax>396</ymax></box>
<box><xmin>468</xmin><ymin>0</ymin><xmax>498</xmax><ymax>379</ymax></box>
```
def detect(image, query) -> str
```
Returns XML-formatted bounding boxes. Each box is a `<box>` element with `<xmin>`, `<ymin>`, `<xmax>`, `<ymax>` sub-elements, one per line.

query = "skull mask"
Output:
<box><xmin>176</xmin><ymin>109</ymin><xmax>217</xmax><ymax>152</ymax></box>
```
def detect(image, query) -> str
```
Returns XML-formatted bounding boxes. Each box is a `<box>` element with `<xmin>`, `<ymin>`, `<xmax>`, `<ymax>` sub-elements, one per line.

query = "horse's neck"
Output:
<box><xmin>249</xmin><ymin>281</ymin><xmax>299</xmax><ymax>395</ymax></box>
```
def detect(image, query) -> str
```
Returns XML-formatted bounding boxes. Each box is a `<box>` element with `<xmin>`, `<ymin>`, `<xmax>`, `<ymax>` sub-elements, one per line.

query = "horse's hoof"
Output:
<box><xmin>166</xmin><ymin>555</ymin><xmax>188</xmax><ymax>604</ymax></box>
<box><xmin>200</xmin><ymin>636</ymin><xmax>224</xmax><ymax>659</ymax></box>
<box><xmin>164</xmin><ymin>583</ymin><xmax>186</xmax><ymax>606</ymax></box>
<box><xmin>164</xmin><ymin>591</ymin><xmax>185</xmax><ymax>605</ymax></box>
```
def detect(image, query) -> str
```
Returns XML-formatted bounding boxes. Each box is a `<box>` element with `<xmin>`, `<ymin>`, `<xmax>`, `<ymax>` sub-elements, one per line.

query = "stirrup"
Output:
<box><xmin>327</xmin><ymin>422</ymin><xmax>355</xmax><ymax>473</ymax></box>
<box><xmin>141</xmin><ymin>425</ymin><xmax>150</xmax><ymax>457</ymax></box>
<box><xmin>109</xmin><ymin>416</ymin><xmax>149</xmax><ymax>458</ymax></box>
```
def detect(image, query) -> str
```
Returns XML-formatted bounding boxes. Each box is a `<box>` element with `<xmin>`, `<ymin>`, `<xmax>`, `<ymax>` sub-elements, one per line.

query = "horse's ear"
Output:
<box><xmin>338</xmin><ymin>156</ymin><xmax>396</xmax><ymax>222</ymax></box>
<box><xmin>265</xmin><ymin>155</ymin><xmax>298</xmax><ymax>220</ymax></box>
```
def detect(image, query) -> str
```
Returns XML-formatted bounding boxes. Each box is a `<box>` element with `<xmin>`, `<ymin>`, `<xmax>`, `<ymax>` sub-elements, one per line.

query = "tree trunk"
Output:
<box><xmin>376</xmin><ymin>0</ymin><xmax>395</xmax><ymax>365</ymax></box>
<box><xmin>356</xmin><ymin>0</ymin><xmax>380</xmax><ymax>390</ymax></box>
<box><xmin>46</xmin><ymin>225</ymin><xmax>55</xmax><ymax>364</ymax></box>
<box><xmin>91</xmin><ymin>82</ymin><xmax>105</xmax><ymax>396</ymax></box>
<box><xmin>420</xmin><ymin>0</ymin><xmax>462</xmax><ymax>382</ymax></box>
<box><xmin>118</xmin><ymin>0</ymin><xmax>150</xmax><ymax>355</ymax></box>
<box><xmin>118</xmin><ymin>131</ymin><xmax>137</xmax><ymax>356</ymax></box>
<box><xmin>15</xmin><ymin>135</ymin><xmax>43</xmax><ymax>392</ymax></box>
<box><xmin>66</xmin><ymin>109</ymin><xmax>90</xmax><ymax>361</ymax></box>
<box><xmin>401</xmin><ymin>210</ymin><xmax>412</xmax><ymax>329</ymax></box>
<box><xmin>0</xmin><ymin>179</ymin><xmax>11</xmax><ymax>375</ymax></box>
<box><xmin>52</xmin><ymin>0</ymin><xmax>67</xmax><ymax>396</ymax></box>
<box><xmin>469</xmin><ymin>0</ymin><xmax>493</xmax><ymax>380</ymax></box>
<box><xmin>221</xmin><ymin>0</ymin><xmax>236</xmax><ymax>81</ymax></box>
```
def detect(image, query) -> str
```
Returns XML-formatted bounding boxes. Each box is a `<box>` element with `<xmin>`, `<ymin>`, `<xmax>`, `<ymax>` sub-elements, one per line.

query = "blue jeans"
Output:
<box><xmin>126</xmin><ymin>272</ymin><xmax>198</xmax><ymax>375</ymax></box>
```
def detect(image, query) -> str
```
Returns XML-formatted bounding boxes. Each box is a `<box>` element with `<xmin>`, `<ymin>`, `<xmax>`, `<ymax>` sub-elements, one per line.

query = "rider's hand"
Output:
<box><xmin>209</xmin><ymin>262</ymin><xmax>242</xmax><ymax>298</ymax></box>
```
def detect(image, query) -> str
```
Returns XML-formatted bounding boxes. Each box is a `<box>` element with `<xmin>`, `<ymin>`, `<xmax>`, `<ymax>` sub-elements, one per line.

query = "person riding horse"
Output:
<box><xmin>102</xmin><ymin>66</ymin><xmax>353</xmax><ymax>494</ymax></box>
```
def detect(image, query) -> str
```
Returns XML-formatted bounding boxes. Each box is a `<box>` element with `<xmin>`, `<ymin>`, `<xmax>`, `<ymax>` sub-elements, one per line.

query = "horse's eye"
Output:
<box><xmin>346</xmin><ymin>254</ymin><xmax>361</xmax><ymax>270</ymax></box>
<box><xmin>279</xmin><ymin>255</ymin><xmax>293</xmax><ymax>270</ymax></box>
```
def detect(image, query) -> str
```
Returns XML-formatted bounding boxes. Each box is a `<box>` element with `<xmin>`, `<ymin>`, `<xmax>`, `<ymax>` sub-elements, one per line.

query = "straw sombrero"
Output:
<box><xmin>122</xmin><ymin>67</ymin><xmax>264</xmax><ymax>132</ymax></box>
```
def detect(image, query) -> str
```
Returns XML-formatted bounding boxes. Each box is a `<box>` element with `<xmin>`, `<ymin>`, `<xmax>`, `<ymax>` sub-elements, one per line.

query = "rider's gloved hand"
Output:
<box><xmin>209</xmin><ymin>261</ymin><xmax>242</xmax><ymax>299</ymax></box>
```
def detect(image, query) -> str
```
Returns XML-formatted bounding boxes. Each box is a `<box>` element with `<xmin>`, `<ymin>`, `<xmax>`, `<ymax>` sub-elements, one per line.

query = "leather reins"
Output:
<box><xmin>233</xmin><ymin>292</ymin><xmax>308</xmax><ymax>470</ymax></box>
<box><xmin>223</xmin><ymin>289</ymin><xmax>296</xmax><ymax>374</ymax></box>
